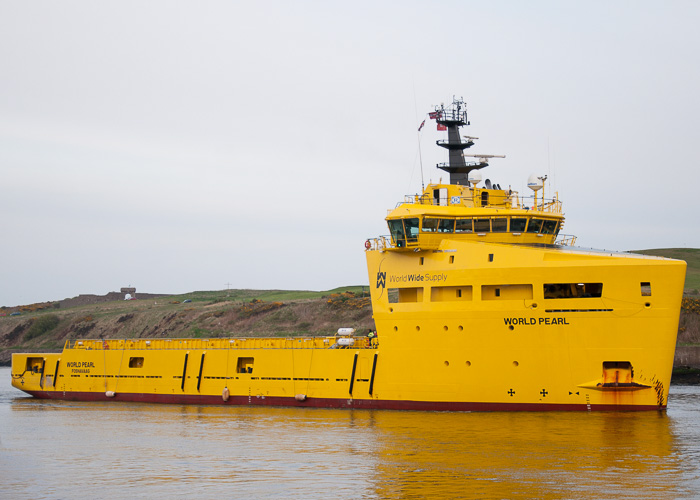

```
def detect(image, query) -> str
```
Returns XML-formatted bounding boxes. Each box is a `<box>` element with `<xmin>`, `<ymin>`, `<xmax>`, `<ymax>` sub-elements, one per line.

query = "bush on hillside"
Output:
<box><xmin>25</xmin><ymin>314</ymin><xmax>61</xmax><ymax>340</ymax></box>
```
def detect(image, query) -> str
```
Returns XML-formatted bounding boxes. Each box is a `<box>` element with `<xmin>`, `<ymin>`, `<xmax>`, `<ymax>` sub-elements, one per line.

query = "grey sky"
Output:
<box><xmin>1</xmin><ymin>1</ymin><xmax>698</xmax><ymax>307</ymax></box>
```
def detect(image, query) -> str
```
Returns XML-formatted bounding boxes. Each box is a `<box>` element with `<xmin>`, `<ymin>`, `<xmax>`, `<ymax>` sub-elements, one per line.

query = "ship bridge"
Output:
<box><xmin>368</xmin><ymin>97</ymin><xmax>575</xmax><ymax>252</ymax></box>
<box><xmin>370</xmin><ymin>179</ymin><xmax>572</xmax><ymax>251</ymax></box>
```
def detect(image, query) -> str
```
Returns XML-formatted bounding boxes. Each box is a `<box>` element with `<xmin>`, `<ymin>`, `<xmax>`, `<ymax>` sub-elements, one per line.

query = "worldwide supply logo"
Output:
<box><xmin>376</xmin><ymin>259</ymin><xmax>386</xmax><ymax>299</ymax></box>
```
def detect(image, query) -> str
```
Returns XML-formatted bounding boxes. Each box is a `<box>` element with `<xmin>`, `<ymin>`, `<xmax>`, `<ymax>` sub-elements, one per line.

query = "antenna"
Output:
<box><xmin>417</xmin><ymin>126</ymin><xmax>425</xmax><ymax>190</ymax></box>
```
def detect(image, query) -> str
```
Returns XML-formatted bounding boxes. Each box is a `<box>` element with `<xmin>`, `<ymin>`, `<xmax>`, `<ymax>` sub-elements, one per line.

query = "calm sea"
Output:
<box><xmin>1</xmin><ymin>366</ymin><xmax>699</xmax><ymax>499</ymax></box>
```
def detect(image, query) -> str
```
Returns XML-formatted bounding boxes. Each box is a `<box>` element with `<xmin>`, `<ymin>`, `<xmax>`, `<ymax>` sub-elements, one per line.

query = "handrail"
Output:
<box><xmin>397</xmin><ymin>192</ymin><xmax>563</xmax><ymax>214</ymax></box>
<box><xmin>556</xmin><ymin>234</ymin><xmax>578</xmax><ymax>246</ymax></box>
<box><xmin>63</xmin><ymin>336</ymin><xmax>376</xmax><ymax>351</ymax></box>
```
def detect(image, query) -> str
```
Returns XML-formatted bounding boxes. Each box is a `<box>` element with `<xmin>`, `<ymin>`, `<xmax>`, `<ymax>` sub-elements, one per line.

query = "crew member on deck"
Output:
<box><xmin>367</xmin><ymin>329</ymin><xmax>377</xmax><ymax>347</ymax></box>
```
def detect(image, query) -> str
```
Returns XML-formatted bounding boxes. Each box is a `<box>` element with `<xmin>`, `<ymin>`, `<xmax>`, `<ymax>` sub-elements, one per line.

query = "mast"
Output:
<box><xmin>434</xmin><ymin>97</ymin><xmax>489</xmax><ymax>185</ymax></box>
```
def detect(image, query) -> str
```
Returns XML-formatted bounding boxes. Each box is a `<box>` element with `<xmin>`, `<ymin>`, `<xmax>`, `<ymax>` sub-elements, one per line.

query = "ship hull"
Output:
<box><xmin>18</xmin><ymin>389</ymin><xmax>661</xmax><ymax>411</ymax></box>
<box><xmin>10</xmin><ymin>242</ymin><xmax>685</xmax><ymax>412</ymax></box>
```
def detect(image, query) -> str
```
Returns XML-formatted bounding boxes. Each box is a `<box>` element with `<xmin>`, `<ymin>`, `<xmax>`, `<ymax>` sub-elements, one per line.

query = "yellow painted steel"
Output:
<box><xmin>11</xmin><ymin>176</ymin><xmax>686</xmax><ymax>410</ymax></box>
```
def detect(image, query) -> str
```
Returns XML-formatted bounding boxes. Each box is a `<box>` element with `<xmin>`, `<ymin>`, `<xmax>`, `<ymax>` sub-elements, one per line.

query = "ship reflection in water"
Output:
<box><xmin>2</xmin><ymin>370</ymin><xmax>698</xmax><ymax>499</ymax></box>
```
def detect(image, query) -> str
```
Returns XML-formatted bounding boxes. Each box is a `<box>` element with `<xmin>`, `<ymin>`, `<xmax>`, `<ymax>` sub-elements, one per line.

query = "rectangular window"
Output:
<box><xmin>641</xmin><ymin>282</ymin><xmax>652</xmax><ymax>296</ymax></box>
<box><xmin>482</xmin><ymin>284</ymin><xmax>533</xmax><ymax>300</ymax></box>
<box><xmin>492</xmin><ymin>218</ymin><xmax>507</xmax><ymax>232</ymax></box>
<box><xmin>237</xmin><ymin>357</ymin><xmax>254</xmax><ymax>374</ymax></box>
<box><xmin>527</xmin><ymin>218</ymin><xmax>544</xmax><ymax>233</ymax></box>
<box><xmin>25</xmin><ymin>357</ymin><xmax>44</xmax><ymax>373</ymax></box>
<box><xmin>438</xmin><ymin>219</ymin><xmax>455</xmax><ymax>233</ymax></box>
<box><xmin>474</xmin><ymin>218</ymin><xmax>491</xmax><ymax>232</ymax></box>
<box><xmin>431</xmin><ymin>286</ymin><xmax>473</xmax><ymax>301</ymax></box>
<box><xmin>388</xmin><ymin>287</ymin><xmax>423</xmax><ymax>303</ymax></box>
<box><xmin>129</xmin><ymin>357</ymin><xmax>144</xmax><ymax>368</ymax></box>
<box><xmin>404</xmin><ymin>218</ymin><xmax>420</xmax><ymax>243</ymax></box>
<box><xmin>421</xmin><ymin>218</ymin><xmax>439</xmax><ymax>233</ymax></box>
<box><xmin>541</xmin><ymin>220</ymin><xmax>559</xmax><ymax>235</ymax></box>
<box><xmin>455</xmin><ymin>219</ymin><xmax>473</xmax><ymax>233</ymax></box>
<box><xmin>510</xmin><ymin>218</ymin><xmax>527</xmax><ymax>232</ymax></box>
<box><xmin>544</xmin><ymin>283</ymin><xmax>603</xmax><ymax>299</ymax></box>
<box><xmin>387</xmin><ymin>219</ymin><xmax>405</xmax><ymax>246</ymax></box>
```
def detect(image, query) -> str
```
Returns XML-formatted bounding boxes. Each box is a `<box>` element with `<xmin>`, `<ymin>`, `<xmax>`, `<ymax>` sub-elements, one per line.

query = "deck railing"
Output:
<box><xmin>64</xmin><ymin>336</ymin><xmax>377</xmax><ymax>351</ymax></box>
<box><xmin>398</xmin><ymin>192</ymin><xmax>563</xmax><ymax>214</ymax></box>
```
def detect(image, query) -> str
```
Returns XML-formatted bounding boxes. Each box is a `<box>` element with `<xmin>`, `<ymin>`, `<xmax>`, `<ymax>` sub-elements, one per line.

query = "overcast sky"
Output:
<box><xmin>1</xmin><ymin>1</ymin><xmax>698</xmax><ymax>307</ymax></box>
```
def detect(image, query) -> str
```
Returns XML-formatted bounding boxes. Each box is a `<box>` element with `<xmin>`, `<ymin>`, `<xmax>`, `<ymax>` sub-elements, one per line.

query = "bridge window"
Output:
<box><xmin>455</xmin><ymin>219</ymin><xmax>473</xmax><ymax>233</ymax></box>
<box><xmin>438</xmin><ymin>219</ymin><xmax>455</xmax><ymax>233</ymax></box>
<box><xmin>404</xmin><ymin>218</ymin><xmax>419</xmax><ymax>242</ymax></box>
<box><xmin>474</xmin><ymin>218</ymin><xmax>491</xmax><ymax>232</ymax></box>
<box><xmin>421</xmin><ymin>218</ymin><xmax>439</xmax><ymax>232</ymax></box>
<box><xmin>422</xmin><ymin>218</ymin><xmax>455</xmax><ymax>233</ymax></box>
<box><xmin>492</xmin><ymin>218</ymin><xmax>507</xmax><ymax>232</ymax></box>
<box><xmin>527</xmin><ymin>218</ymin><xmax>544</xmax><ymax>233</ymax></box>
<box><xmin>388</xmin><ymin>218</ymin><xmax>419</xmax><ymax>246</ymax></box>
<box><xmin>541</xmin><ymin>220</ymin><xmax>559</xmax><ymax>235</ymax></box>
<box><xmin>544</xmin><ymin>283</ymin><xmax>603</xmax><ymax>299</ymax></box>
<box><xmin>510</xmin><ymin>218</ymin><xmax>527</xmax><ymax>232</ymax></box>
<box><xmin>388</xmin><ymin>220</ymin><xmax>404</xmax><ymax>245</ymax></box>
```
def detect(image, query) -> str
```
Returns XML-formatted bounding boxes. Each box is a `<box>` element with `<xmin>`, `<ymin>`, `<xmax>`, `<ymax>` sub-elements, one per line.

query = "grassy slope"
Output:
<box><xmin>0</xmin><ymin>286</ymin><xmax>374</xmax><ymax>365</ymax></box>
<box><xmin>632</xmin><ymin>248</ymin><xmax>700</xmax><ymax>291</ymax></box>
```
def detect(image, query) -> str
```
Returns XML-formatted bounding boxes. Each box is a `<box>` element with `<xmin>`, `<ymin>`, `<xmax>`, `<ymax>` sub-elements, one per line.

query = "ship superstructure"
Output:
<box><xmin>12</xmin><ymin>98</ymin><xmax>686</xmax><ymax>410</ymax></box>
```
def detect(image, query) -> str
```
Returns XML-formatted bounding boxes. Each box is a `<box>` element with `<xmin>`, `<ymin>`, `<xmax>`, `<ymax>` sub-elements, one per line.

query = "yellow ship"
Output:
<box><xmin>12</xmin><ymin>98</ymin><xmax>686</xmax><ymax>410</ymax></box>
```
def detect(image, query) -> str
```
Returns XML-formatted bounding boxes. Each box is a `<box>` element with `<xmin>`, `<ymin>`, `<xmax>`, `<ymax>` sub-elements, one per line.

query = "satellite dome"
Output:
<box><xmin>527</xmin><ymin>174</ymin><xmax>544</xmax><ymax>192</ymax></box>
<box><xmin>468</xmin><ymin>171</ymin><xmax>482</xmax><ymax>186</ymax></box>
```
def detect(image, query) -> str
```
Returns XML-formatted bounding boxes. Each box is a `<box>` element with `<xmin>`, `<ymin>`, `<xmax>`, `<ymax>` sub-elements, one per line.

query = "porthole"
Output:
<box><xmin>458</xmin><ymin>325</ymin><xmax>464</xmax><ymax>332</ymax></box>
<box><xmin>444</xmin><ymin>361</ymin><xmax>450</xmax><ymax>367</ymax></box>
<box><xmin>513</xmin><ymin>361</ymin><xmax>519</xmax><ymax>367</ymax></box>
<box><xmin>465</xmin><ymin>361</ymin><xmax>472</xmax><ymax>367</ymax></box>
<box><xmin>416</xmin><ymin>326</ymin><xmax>421</xmax><ymax>332</ymax></box>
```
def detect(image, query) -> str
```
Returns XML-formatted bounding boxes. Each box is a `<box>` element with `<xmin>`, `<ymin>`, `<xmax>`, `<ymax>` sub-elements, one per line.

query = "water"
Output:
<box><xmin>1</xmin><ymin>366</ymin><xmax>699</xmax><ymax>500</ymax></box>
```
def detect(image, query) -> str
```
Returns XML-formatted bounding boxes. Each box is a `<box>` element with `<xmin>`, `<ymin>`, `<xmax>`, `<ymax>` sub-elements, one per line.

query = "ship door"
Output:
<box><xmin>433</xmin><ymin>188</ymin><xmax>448</xmax><ymax>206</ymax></box>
